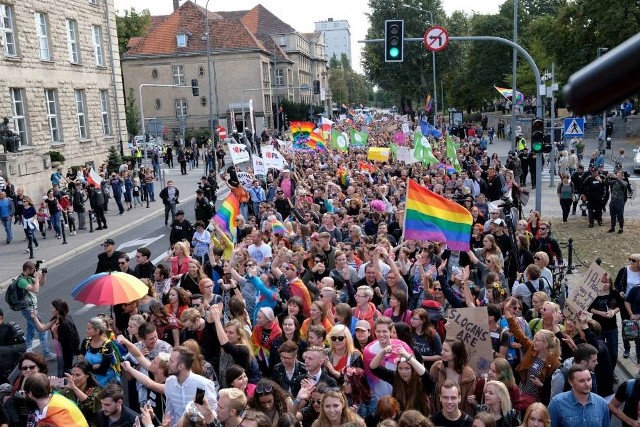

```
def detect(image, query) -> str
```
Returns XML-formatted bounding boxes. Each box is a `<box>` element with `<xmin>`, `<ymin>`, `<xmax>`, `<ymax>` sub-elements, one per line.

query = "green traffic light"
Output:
<box><xmin>389</xmin><ymin>47</ymin><xmax>399</xmax><ymax>58</ymax></box>
<box><xmin>532</xmin><ymin>142</ymin><xmax>542</xmax><ymax>153</ymax></box>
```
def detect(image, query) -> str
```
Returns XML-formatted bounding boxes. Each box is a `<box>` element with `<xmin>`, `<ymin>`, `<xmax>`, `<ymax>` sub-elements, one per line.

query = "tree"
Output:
<box><xmin>125</xmin><ymin>88</ymin><xmax>140</xmax><ymax>138</ymax></box>
<box><xmin>328</xmin><ymin>68</ymin><xmax>349</xmax><ymax>105</ymax></box>
<box><xmin>340</xmin><ymin>53</ymin><xmax>351</xmax><ymax>71</ymax></box>
<box><xmin>106</xmin><ymin>146</ymin><xmax>122</xmax><ymax>174</ymax></box>
<box><xmin>116</xmin><ymin>8</ymin><xmax>151</xmax><ymax>56</ymax></box>
<box><xmin>329</xmin><ymin>53</ymin><xmax>340</xmax><ymax>69</ymax></box>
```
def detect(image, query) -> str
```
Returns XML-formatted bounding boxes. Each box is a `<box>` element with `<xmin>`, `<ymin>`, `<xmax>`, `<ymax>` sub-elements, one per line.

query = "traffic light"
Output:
<box><xmin>191</xmin><ymin>79</ymin><xmax>199</xmax><ymax>97</ymax></box>
<box><xmin>530</xmin><ymin>118</ymin><xmax>544</xmax><ymax>153</ymax></box>
<box><xmin>543</xmin><ymin>134</ymin><xmax>552</xmax><ymax>153</ymax></box>
<box><xmin>313</xmin><ymin>80</ymin><xmax>321</xmax><ymax>95</ymax></box>
<box><xmin>384</xmin><ymin>20</ymin><xmax>404</xmax><ymax>62</ymax></box>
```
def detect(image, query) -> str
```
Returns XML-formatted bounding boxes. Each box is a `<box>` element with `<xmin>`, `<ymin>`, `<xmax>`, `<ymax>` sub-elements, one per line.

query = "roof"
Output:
<box><xmin>302</xmin><ymin>32</ymin><xmax>321</xmax><ymax>41</ymax></box>
<box><xmin>124</xmin><ymin>0</ymin><xmax>266</xmax><ymax>58</ymax></box>
<box><xmin>238</xmin><ymin>4</ymin><xmax>295</xmax><ymax>35</ymax></box>
<box><xmin>256</xmin><ymin>34</ymin><xmax>292</xmax><ymax>63</ymax></box>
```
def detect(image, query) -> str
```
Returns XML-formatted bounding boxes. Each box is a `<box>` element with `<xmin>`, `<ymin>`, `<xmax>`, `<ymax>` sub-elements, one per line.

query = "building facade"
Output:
<box><xmin>314</xmin><ymin>18</ymin><xmax>351</xmax><ymax>68</ymax></box>
<box><xmin>121</xmin><ymin>1</ymin><xmax>329</xmax><ymax>136</ymax></box>
<box><xmin>0</xmin><ymin>0</ymin><xmax>126</xmax><ymax>196</ymax></box>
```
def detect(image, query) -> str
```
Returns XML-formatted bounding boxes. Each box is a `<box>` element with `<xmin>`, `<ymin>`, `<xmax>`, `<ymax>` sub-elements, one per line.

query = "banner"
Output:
<box><xmin>563</xmin><ymin>262</ymin><xmax>608</xmax><ymax>323</ymax></box>
<box><xmin>228</xmin><ymin>143</ymin><xmax>250</xmax><ymax>165</ymax></box>
<box><xmin>446</xmin><ymin>307</ymin><xmax>493</xmax><ymax>374</ymax></box>
<box><xmin>252</xmin><ymin>156</ymin><xmax>266</xmax><ymax>176</ymax></box>
<box><xmin>397</xmin><ymin>147</ymin><xmax>418</xmax><ymax>164</ymax></box>
<box><xmin>236</xmin><ymin>171</ymin><xmax>253</xmax><ymax>190</ymax></box>
<box><xmin>368</xmin><ymin>147</ymin><xmax>390</xmax><ymax>162</ymax></box>
<box><xmin>262</xmin><ymin>146</ymin><xmax>287</xmax><ymax>170</ymax></box>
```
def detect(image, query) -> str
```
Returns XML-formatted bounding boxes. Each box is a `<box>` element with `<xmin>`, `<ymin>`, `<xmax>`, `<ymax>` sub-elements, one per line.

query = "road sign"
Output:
<box><xmin>424</xmin><ymin>26</ymin><xmax>449</xmax><ymax>52</ymax></box>
<box><xmin>563</xmin><ymin>117</ymin><xmax>584</xmax><ymax>137</ymax></box>
<box><xmin>217</xmin><ymin>126</ymin><xmax>227</xmax><ymax>140</ymax></box>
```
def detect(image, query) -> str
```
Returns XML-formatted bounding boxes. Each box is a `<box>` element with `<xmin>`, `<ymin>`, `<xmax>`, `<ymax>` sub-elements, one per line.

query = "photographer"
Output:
<box><xmin>607</xmin><ymin>169</ymin><xmax>629</xmax><ymax>234</ymax></box>
<box><xmin>17</xmin><ymin>261</ymin><xmax>56</xmax><ymax>360</ymax></box>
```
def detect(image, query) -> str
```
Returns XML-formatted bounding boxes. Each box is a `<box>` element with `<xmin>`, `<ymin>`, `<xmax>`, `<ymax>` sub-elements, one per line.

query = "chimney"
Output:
<box><xmin>328</xmin><ymin>18</ymin><xmax>333</xmax><ymax>22</ymax></box>
<box><xmin>173</xmin><ymin>0</ymin><xmax>179</xmax><ymax>11</ymax></box>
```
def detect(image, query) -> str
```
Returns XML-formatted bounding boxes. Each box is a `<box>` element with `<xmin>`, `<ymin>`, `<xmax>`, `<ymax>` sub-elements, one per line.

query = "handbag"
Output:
<box><xmin>623</xmin><ymin>319</ymin><xmax>640</xmax><ymax>341</ymax></box>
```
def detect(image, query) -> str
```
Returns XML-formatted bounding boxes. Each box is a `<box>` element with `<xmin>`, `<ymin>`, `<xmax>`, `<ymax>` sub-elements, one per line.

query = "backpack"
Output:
<box><xmin>520</xmin><ymin>279</ymin><xmax>545</xmax><ymax>314</ymax></box>
<box><xmin>82</xmin><ymin>338</ymin><xmax>123</xmax><ymax>375</ymax></box>
<box><xmin>422</xmin><ymin>299</ymin><xmax>447</xmax><ymax>340</ymax></box>
<box><xmin>5</xmin><ymin>276</ymin><xmax>28</xmax><ymax>311</ymax></box>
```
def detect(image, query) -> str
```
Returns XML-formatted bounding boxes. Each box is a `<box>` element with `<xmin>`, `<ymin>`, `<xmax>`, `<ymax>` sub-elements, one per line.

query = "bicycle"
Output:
<box><xmin>551</xmin><ymin>264</ymin><xmax>569</xmax><ymax>309</ymax></box>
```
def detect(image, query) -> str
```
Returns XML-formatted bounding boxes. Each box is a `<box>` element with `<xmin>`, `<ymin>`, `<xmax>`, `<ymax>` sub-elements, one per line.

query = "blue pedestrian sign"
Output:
<box><xmin>564</xmin><ymin>117</ymin><xmax>584</xmax><ymax>137</ymax></box>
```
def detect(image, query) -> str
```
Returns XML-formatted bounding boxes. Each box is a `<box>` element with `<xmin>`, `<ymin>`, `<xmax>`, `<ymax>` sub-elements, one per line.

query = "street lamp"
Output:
<box><xmin>204</xmin><ymin>0</ymin><xmax>217</xmax><ymax>177</ymax></box>
<box><xmin>401</xmin><ymin>3</ymin><xmax>437</xmax><ymax>121</ymax></box>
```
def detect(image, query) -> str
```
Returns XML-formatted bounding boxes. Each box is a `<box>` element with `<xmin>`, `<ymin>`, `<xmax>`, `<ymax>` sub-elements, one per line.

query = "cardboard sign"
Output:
<box><xmin>446</xmin><ymin>307</ymin><xmax>493</xmax><ymax>374</ymax></box>
<box><xmin>563</xmin><ymin>262</ymin><xmax>608</xmax><ymax>323</ymax></box>
<box><xmin>236</xmin><ymin>171</ymin><xmax>253</xmax><ymax>190</ymax></box>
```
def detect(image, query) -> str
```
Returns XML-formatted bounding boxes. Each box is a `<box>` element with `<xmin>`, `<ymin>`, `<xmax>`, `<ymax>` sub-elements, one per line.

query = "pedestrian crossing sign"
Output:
<box><xmin>563</xmin><ymin>117</ymin><xmax>584</xmax><ymax>137</ymax></box>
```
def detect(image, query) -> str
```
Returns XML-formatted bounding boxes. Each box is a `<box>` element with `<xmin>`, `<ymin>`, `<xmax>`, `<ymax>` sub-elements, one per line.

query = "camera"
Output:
<box><xmin>35</xmin><ymin>260</ymin><xmax>48</xmax><ymax>274</ymax></box>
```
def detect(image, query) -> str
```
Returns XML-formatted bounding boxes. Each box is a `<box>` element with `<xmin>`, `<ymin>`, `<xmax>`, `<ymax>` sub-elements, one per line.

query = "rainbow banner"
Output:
<box><xmin>290</xmin><ymin>121</ymin><xmax>315</xmax><ymax>142</ymax></box>
<box><xmin>37</xmin><ymin>393</ymin><xmax>89</xmax><ymax>427</ymax></box>
<box><xmin>404</xmin><ymin>179</ymin><xmax>472</xmax><ymax>251</ymax></box>
<box><xmin>494</xmin><ymin>86</ymin><xmax>525</xmax><ymax>105</ymax></box>
<box><xmin>270</xmin><ymin>218</ymin><xmax>289</xmax><ymax>236</ymax></box>
<box><xmin>214</xmin><ymin>192</ymin><xmax>240</xmax><ymax>243</ymax></box>
<box><xmin>290</xmin><ymin>121</ymin><xmax>327</xmax><ymax>152</ymax></box>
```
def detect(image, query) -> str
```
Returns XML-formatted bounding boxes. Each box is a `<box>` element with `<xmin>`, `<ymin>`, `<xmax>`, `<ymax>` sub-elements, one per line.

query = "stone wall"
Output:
<box><xmin>625</xmin><ymin>115</ymin><xmax>640</xmax><ymax>137</ymax></box>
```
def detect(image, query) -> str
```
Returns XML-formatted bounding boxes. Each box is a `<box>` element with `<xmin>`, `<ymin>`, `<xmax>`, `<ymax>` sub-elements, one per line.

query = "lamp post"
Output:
<box><xmin>204</xmin><ymin>0</ymin><xmax>217</xmax><ymax>178</ymax></box>
<box><xmin>401</xmin><ymin>4</ymin><xmax>437</xmax><ymax>120</ymax></box>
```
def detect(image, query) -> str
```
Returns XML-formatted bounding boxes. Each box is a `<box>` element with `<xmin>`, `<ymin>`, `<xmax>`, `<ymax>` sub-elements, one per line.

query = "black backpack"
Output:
<box><xmin>4</xmin><ymin>276</ymin><xmax>28</xmax><ymax>311</ymax></box>
<box><xmin>520</xmin><ymin>279</ymin><xmax>545</xmax><ymax>314</ymax></box>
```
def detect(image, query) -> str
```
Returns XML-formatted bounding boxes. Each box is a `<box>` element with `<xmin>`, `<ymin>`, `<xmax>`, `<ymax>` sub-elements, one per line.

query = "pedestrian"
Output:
<box><xmin>194</xmin><ymin>188</ymin><xmax>214</xmax><ymax>223</ymax></box>
<box><xmin>96</xmin><ymin>383</ymin><xmax>139</xmax><ymax>427</ymax></box>
<box><xmin>36</xmin><ymin>205</ymin><xmax>49</xmax><ymax>239</ymax></box>
<box><xmin>66</xmin><ymin>206</ymin><xmax>77</xmax><ymax>235</ymax></box>
<box><xmin>23</xmin><ymin>373</ymin><xmax>89</xmax><ymax>426</ymax></box>
<box><xmin>22</xmin><ymin>197</ymin><xmax>39</xmax><ymax>250</ymax></box>
<box><xmin>556</xmin><ymin>174</ymin><xmax>574</xmax><ymax>223</ymax></box>
<box><xmin>144</xmin><ymin>167</ymin><xmax>156</xmax><ymax>202</ymax></box>
<box><xmin>16</xmin><ymin>261</ymin><xmax>55</xmax><ymax>359</ymax></box>
<box><xmin>159</xmin><ymin>180</ymin><xmax>180</xmax><ymax>226</ymax></box>
<box><xmin>177</xmin><ymin>148</ymin><xmax>187</xmax><ymax>175</ymax></box>
<box><xmin>582</xmin><ymin>167</ymin><xmax>605</xmax><ymax>228</ymax></box>
<box><xmin>95</xmin><ymin>238</ymin><xmax>124</xmax><ymax>274</ymax></box>
<box><xmin>548</xmin><ymin>365</ymin><xmax>609</xmax><ymax>427</ymax></box>
<box><xmin>123</xmin><ymin>171</ymin><xmax>133</xmax><ymax>211</ymax></box>
<box><xmin>88</xmin><ymin>183</ymin><xmax>108</xmax><ymax>230</ymax></box>
<box><xmin>43</xmin><ymin>189</ymin><xmax>62</xmax><ymax>239</ymax></box>
<box><xmin>607</xmin><ymin>170</ymin><xmax>628</xmax><ymax>234</ymax></box>
<box><xmin>132</xmin><ymin>175</ymin><xmax>142</xmax><ymax>208</ymax></box>
<box><xmin>0</xmin><ymin>189</ymin><xmax>14</xmax><ymax>244</ymax></box>
<box><xmin>109</xmin><ymin>173</ymin><xmax>125</xmax><ymax>215</ymax></box>
<box><xmin>69</xmin><ymin>182</ymin><xmax>86</xmax><ymax>230</ymax></box>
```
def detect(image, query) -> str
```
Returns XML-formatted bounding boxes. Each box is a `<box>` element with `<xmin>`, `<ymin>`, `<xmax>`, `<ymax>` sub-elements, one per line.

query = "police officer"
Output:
<box><xmin>198</xmin><ymin>176</ymin><xmax>213</xmax><ymax>201</ymax></box>
<box><xmin>169</xmin><ymin>210</ymin><xmax>194</xmax><ymax>246</ymax></box>
<box><xmin>582</xmin><ymin>167</ymin><xmax>606</xmax><ymax>228</ymax></box>
<box><xmin>607</xmin><ymin>170</ymin><xmax>629</xmax><ymax>234</ymax></box>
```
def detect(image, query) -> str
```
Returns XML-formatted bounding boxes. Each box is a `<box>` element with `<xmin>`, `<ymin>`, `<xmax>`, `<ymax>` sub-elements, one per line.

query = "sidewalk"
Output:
<box><xmin>0</xmin><ymin>162</ymin><xmax>227</xmax><ymax>289</ymax></box>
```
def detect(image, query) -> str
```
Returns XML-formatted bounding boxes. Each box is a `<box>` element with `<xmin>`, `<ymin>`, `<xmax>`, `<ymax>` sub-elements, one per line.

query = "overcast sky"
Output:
<box><xmin>113</xmin><ymin>0</ymin><xmax>503</xmax><ymax>72</ymax></box>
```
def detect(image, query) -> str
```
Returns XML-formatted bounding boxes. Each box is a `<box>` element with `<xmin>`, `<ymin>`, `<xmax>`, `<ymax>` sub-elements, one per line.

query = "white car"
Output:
<box><xmin>634</xmin><ymin>148</ymin><xmax>640</xmax><ymax>173</ymax></box>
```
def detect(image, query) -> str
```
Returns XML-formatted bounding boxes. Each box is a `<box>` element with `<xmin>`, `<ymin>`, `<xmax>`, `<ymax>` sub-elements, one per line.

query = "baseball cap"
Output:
<box><xmin>310</xmin><ymin>232</ymin><xmax>320</xmax><ymax>240</ymax></box>
<box><xmin>492</xmin><ymin>218</ymin><xmax>505</xmax><ymax>226</ymax></box>
<box><xmin>176</xmin><ymin>210</ymin><xmax>185</xmax><ymax>215</ymax></box>
<box><xmin>196</xmin><ymin>188</ymin><xmax>204</xmax><ymax>194</ymax></box>
<box><xmin>102</xmin><ymin>238</ymin><xmax>115</xmax><ymax>246</ymax></box>
<box><xmin>355</xmin><ymin>320</ymin><xmax>370</xmax><ymax>331</ymax></box>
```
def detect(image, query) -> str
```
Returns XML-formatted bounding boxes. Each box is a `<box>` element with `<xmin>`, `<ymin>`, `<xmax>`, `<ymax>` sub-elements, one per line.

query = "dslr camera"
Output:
<box><xmin>35</xmin><ymin>260</ymin><xmax>48</xmax><ymax>274</ymax></box>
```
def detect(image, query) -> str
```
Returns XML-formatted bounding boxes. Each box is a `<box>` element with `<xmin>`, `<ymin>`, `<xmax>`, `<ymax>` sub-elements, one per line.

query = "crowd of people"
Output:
<box><xmin>0</xmin><ymin>110</ymin><xmax>638</xmax><ymax>427</ymax></box>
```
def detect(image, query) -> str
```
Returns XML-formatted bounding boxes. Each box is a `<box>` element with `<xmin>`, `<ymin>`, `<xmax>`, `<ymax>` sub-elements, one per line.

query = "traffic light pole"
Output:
<box><xmin>360</xmin><ymin>34</ymin><xmax>544</xmax><ymax>212</ymax></box>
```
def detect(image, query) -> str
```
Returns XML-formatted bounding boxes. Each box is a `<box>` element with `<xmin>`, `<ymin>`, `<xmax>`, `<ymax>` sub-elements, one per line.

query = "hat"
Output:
<box><xmin>492</xmin><ymin>218</ymin><xmax>505</xmax><ymax>226</ymax></box>
<box><xmin>355</xmin><ymin>320</ymin><xmax>370</xmax><ymax>331</ymax></box>
<box><xmin>310</xmin><ymin>232</ymin><xmax>320</xmax><ymax>240</ymax></box>
<box><xmin>0</xmin><ymin>307</ymin><xmax>4</xmax><ymax>316</ymax></box>
<box><xmin>196</xmin><ymin>188</ymin><xmax>204</xmax><ymax>194</ymax></box>
<box><xmin>176</xmin><ymin>210</ymin><xmax>185</xmax><ymax>215</ymax></box>
<box><xmin>318</xmin><ymin>231</ymin><xmax>331</xmax><ymax>239</ymax></box>
<box><xmin>259</xmin><ymin>307</ymin><xmax>275</xmax><ymax>322</ymax></box>
<box><xmin>589</xmin><ymin>166</ymin><xmax>597</xmax><ymax>172</ymax></box>
<box><xmin>102</xmin><ymin>238</ymin><xmax>115</xmax><ymax>246</ymax></box>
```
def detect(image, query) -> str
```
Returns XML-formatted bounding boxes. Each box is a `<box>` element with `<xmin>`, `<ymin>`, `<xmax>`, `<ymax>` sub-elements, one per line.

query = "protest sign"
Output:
<box><xmin>563</xmin><ymin>262</ymin><xmax>608</xmax><ymax>323</ymax></box>
<box><xmin>262</xmin><ymin>146</ymin><xmax>287</xmax><ymax>170</ymax></box>
<box><xmin>228</xmin><ymin>143</ymin><xmax>250</xmax><ymax>165</ymax></box>
<box><xmin>252</xmin><ymin>156</ymin><xmax>266</xmax><ymax>176</ymax></box>
<box><xmin>446</xmin><ymin>307</ymin><xmax>493</xmax><ymax>374</ymax></box>
<box><xmin>236</xmin><ymin>171</ymin><xmax>253</xmax><ymax>190</ymax></box>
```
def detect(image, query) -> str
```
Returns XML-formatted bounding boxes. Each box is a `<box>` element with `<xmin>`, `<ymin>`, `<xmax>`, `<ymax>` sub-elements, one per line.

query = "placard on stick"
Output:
<box><xmin>563</xmin><ymin>262</ymin><xmax>608</xmax><ymax>323</ymax></box>
<box><xmin>445</xmin><ymin>307</ymin><xmax>493</xmax><ymax>374</ymax></box>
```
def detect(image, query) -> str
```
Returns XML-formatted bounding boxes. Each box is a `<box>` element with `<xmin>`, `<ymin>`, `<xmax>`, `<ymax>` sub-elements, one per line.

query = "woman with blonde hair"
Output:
<box><xmin>468</xmin><ymin>251</ymin><xmax>508</xmax><ymax>290</ymax></box>
<box><xmin>324</xmin><ymin>324</ymin><xmax>363</xmax><ymax>380</ymax></box>
<box><xmin>504</xmin><ymin>305</ymin><xmax>561</xmax><ymax>409</ymax></box>
<box><xmin>475</xmin><ymin>234</ymin><xmax>504</xmax><ymax>264</ymax></box>
<box><xmin>311</xmin><ymin>389</ymin><xmax>361</xmax><ymax>427</ymax></box>
<box><xmin>520</xmin><ymin>402</ymin><xmax>550</xmax><ymax>427</ymax></box>
<box><xmin>474</xmin><ymin>380</ymin><xmax>520</xmax><ymax>426</ymax></box>
<box><xmin>529</xmin><ymin>301</ymin><xmax>562</xmax><ymax>335</ymax></box>
<box><xmin>182</xmin><ymin>338</ymin><xmax>215</xmax><ymax>381</ymax></box>
<box><xmin>164</xmin><ymin>240</ymin><xmax>191</xmax><ymax>277</ymax></box>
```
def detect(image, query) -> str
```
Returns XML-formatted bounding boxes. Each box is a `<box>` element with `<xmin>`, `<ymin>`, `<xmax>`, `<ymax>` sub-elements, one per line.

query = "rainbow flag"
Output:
<box><xmin>290</xmin><ymin>121</ymin><xmax>315</xmax><ymax>142</ymax></box>
<box><xmin>494</xmin><ymin>86</ymin><xmax>525</xmax><ymax>104</ymax></box>
<box><xmin>37</xmin><ymin>393</ymin><xmax>89</xmax><ymax>427</ymax></box>
<box><xmin>425</xmin><ymin>94</ymin><xmax>433</xmax><ymax>113</ymax></box>
<box><xmin>214</xmin><ymin>193</ymin><xmax>240</xmax><ymax>243</ymax></box>
<box><xmin>270</xmin><ymin>218</ymin><xmax>289</xmax><ymax>236</ymax></box>
<box><xmin>404</xmin><ymin>179</ymin><xmax>472</xmax><ymax>251</ymax></box>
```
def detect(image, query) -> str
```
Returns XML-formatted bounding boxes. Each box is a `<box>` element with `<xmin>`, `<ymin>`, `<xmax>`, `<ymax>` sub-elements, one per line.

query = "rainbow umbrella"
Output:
<box><xmin>71</xmin><ymin>272</ymin><xmax>148</xmax><ymax>306</ymax></box>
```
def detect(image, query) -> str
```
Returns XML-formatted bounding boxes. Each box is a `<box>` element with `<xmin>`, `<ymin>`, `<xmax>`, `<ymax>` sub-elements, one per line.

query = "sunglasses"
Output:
<box><xmin>533</xmin><ymin>257</ymin><xmax>541</xmax><ymax>261</ymax></box>
<box><xmin>21</xmin><ymin>365</ymin><xmax>37</xmax><ymax>371</ymax></box>
<box><xmin>310</xmin><ymin>399</ymin><xmax>322</xmax><ymax>405</ymax></box>
<box><xmin>255</xmin><ymin>383</ymin><xmax>274</xmax><ymax>395</ymax></box>
<box><xmin>539</xmin><ymin>227</ymin><xmax>548</xmax><ymax>231</ymax></box>
<box><xmin>433</xmin><ymin>287</ymin><xmax>442</xmax><ymax>291</ymax></box>
<box><xmin>630</xmin><ymin>259</ymin><xmax>638</xmax><ymax>263</ymax></box>
<box><xmin>330</xmin><ymin>336</ymin><xmax>346</xmax><ymax>342</ymax></box>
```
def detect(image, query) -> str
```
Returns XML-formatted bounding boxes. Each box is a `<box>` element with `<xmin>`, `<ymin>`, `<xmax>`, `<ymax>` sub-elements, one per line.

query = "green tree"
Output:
<box><xmin>329</xmin><ymin>53</ymin><xmax>340</xmax><ymax>69</ymax></box>
<box><xmin>125</xmin><ymin>88</ymin><xmax>140</xmax><ymax>138</ymax></box>
<box><xmin>340</xmin><ymin>53</ymin><xmax>351</xmax><ymax>70</ymax></box>
<box><xmin>116</xmin><ymin>8</ymin><xmax>151</xmax><ymax>56</ymax></box>
<box><xmin>106</xmin><ymin>146</ymin><xmax>122</xmax><ymax>173</ymax></box>
<box><xmin>329</xmin><ymin>68</ymin><xmax>349</xmax><ymax>105</ymax></box>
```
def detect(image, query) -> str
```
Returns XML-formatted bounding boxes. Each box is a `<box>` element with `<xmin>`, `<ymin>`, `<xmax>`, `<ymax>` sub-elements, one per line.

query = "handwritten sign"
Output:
<box><xmin>563</xmin><ymin>262</ymin><xmax>608</xmax><ymax>323</ymax></box>
<box><xmin>446</xmin><ymin>307</ymin><xmax>493</xmax><ymax>374</ymax></box>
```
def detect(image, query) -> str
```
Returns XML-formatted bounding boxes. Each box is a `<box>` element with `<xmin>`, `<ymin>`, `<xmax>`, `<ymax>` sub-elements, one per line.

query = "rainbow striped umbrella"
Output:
<box><xmin>71</xmin><ymin>272</ymin><xmax>148</xmax><ymax>306</ymax></box>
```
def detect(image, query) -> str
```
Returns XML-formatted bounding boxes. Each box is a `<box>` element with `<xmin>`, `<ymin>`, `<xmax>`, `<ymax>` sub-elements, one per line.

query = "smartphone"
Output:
<box><xmin>195</xmin><ymin>388</ymin><xmax>205</xmax><ymax>405</ymax></box>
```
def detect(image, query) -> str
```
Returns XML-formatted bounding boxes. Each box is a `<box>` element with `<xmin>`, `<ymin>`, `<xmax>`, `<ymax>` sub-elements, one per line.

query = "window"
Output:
<box><xmin>155</xmin><ymin>98</ymin><xmax>162</xmax><ymax>110</ymax></box>
<box><xmin>75</xmin><ymin>89</ymin><xmax>88</xmax><ymax>139</ymax></box>
<box><xmin>89</xmin><ymin>0</ymin><xmax>98</xmax><ymax>4</ymax></box>
<box><xmin>0</xmin><ymin>5</ymin><xmax>17</xmax><ymax>56</ymax></box>
<box><xmin>172</xmin><ymin>65</ymin><xmax>185</xmax><ymax>85</ymax></box>
<box><xmin>35</xmin><ymin>13</ymin><xmax>50</xmax><ymax>60</ymax></box>
<box><xmin>177</xmin><ymin>34</ymin><xmax>187</xmax><ymax>47</ymax></box>
<box><xmin>92</xmin><ymin>25</ymin><xmax>104</xmax><ymax>66</ymax></box>
<box><xmin>44</xmin><ymin>89</ymin><xmax>61</xmax><ymax>143</ymax></box>
<box><xmin>10</xmin><ymin>88</ymin><xmax>28</xmax><ymax>146</ymax></box>
<box><xmin>198</xmin><ymin>66</ymin><xmax>205</xmax><ymax>77</ymax></box>
<box><xmin>99</xmin><ymin>90</ymin><xmax>111</xmax><ymax>135</ymax></box>
<box><xmin>175</xmin><ymin>99</ymin><xmax>187</xmax><ymax>117</ymax></box>
<box><xmin>200</xmin><ymin>96</ymin><xmax>207</xmax><ymax>107</ymax></box>
<box><xmin>151</xmin><ymin>69</ymin><xmax>158</xmax><ymax>79</ymax></box>
<box><xmin>66</xmin><ymin>19</ymin><xmax>80</xmax><ymax>63</ymax></box>
<box><xmin>275</xmin><ymin>69</ymin><xmax>284</xmax><ymax>86</ymax></box>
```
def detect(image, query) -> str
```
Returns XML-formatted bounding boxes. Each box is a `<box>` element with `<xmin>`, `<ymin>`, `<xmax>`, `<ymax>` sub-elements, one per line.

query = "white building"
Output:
<box><xmin>314</xmin><ymin>18</ymin><xmax>351</xmax><ymax>68</ymax></box>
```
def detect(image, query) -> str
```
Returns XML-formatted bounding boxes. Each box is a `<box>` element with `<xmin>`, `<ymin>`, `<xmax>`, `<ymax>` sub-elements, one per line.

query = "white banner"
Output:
<box><xmin>253</xmin><ymin>156</ymin><xmax>267</xmax><ymax>176</ymax></box>
<box><xmin>228</xmin><ymin>143</ymin><xmax>250</xmax><ymax>165</ymax></box>
<box><xmin>237</xmin><ymin>171</ymin><xmax>253</xmax><ymax>190</ymax></box>
<box><xmin>262</xmin><ymin>146</ymin><xmax>288</xmax><ymax>170</ymax></box>
<box><xmin>397</xmin><ymin>147</ymin><xmax>418</xmax><ymax>164</ymax></box>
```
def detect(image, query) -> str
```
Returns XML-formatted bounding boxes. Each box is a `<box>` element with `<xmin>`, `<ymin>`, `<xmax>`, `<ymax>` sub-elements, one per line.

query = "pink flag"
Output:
<box><xmin>393</xmin><ymin>131</ymin><xmax>406</xmax><ymax>145</ymax></box>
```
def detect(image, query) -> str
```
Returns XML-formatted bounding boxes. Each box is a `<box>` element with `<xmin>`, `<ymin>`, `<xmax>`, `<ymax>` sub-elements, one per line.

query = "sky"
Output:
<box><xmin>114</xmin><ymin>0</ymin><xmax>503</xmax><ymax>73</ymax></box>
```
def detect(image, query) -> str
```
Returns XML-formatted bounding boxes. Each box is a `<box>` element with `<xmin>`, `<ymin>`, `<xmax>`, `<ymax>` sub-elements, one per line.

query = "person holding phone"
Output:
<box><xmin>58</xmin><ymin>361</ymin><xmax>101</xmax><ymax>426</ymax></box>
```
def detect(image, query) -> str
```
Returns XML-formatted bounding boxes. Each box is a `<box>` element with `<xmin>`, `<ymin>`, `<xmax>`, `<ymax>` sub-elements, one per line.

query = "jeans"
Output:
<box><xmin>145</xmin><ymin>182</ymin><xmax>155</xmax><ymax>201</ymax></box>
<box><xmin>610</xmin><ymin>199</ymin><xmax>625</xmax><ymax>230</ymax></box>
<box><xmin>240</xmin><ymin>202</ymin><xmax>249</xmax><ymax>220</ymax></box>
<box><xmin>21</xmin><ymin>308</ymin><xmax>51</xmax><ymax>356</ymax></box>
<box><xmin>50</xmin><ymin>211</ymin><xmax>61</xmax><ymax>237</ymax></box>
<box><xmin>600</xmin><ymin>328</ymin><xmax>618</xmax><ymax>373</ymax></box>
<box><xmin>1</xmin><ymin>216</ymin><xmax>12</xmax><ymax>242</ymax></box>
<box><xmin>113</xmin><ymin>193</ymin><xmax>124</xmax><ymax>214</ymax></box>
<box><xmin>164</xmin><ymin>203</ymin><xmax>176</xmax><ymax>225</ymax></box>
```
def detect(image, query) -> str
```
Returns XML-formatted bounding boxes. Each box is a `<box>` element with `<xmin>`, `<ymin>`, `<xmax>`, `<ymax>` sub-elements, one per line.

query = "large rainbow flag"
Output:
<box><xmin>404</xmin><ymin>179</ymin><xmax>472</xmax><ymax>251</ymax></box>
<box><xmin>290</xmin><ymin>121</ymin><xmax>327</xmax><ymax>151</ymax></box>
<box><xmin>37</xmin><ymin>393</ymin><xmax>89</xmax><ymax>427</ymax></box>
<box><xmin>494</xmin><ymin>86</ymin><xmax>525</xmax><ymax>105</ymax></box>
<box><xmin>214</xmin><ymin>192</ymin><xmax>240</xmax><ymax>243</ymax></box>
